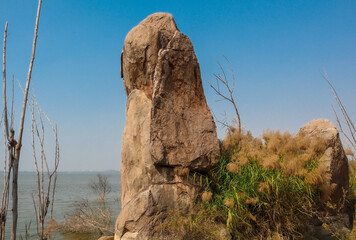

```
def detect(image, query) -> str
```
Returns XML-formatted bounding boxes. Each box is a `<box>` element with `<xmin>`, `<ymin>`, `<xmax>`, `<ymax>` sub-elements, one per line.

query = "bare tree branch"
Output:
<box><xmin>28</xmin><ymin>92</ymin><xmax>60</xmax><ymax>239</ymax></box>
<box><xmin>209</xmin><ymin>57</ymin><xmax>241</xmax><ymax>134</ymax></box>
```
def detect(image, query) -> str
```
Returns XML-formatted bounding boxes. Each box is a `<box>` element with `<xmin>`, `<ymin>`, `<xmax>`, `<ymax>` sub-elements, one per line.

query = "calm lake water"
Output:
<box><xmin>0</xmin><ymin>171</ymin><xmax>121</xmax><ymax>240</ymax></box>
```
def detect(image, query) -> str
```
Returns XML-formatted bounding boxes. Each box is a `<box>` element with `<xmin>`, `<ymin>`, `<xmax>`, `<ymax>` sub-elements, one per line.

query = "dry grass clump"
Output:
<box><xmin>201</xmin><ymin>127</ymin><xmax>343</xmax><ymax>239</ymax></box>
<box><xmin>202</xmin><ymin>191</ymin><xmax>213</xmax><ymax>202</ymax></box>
<box><xmin>43</xmin><ymin>218</ymin><xmax>58</xmax><ymax>238</ymax></box>
<box><xmin>222</xmin><ymin>128</ymin><xmax>332</xmax><ymax>192</ymax></box>
<box><xmin>224</xmin><ymin>198</ymin><xmax>234</xmax><ymax>207</ymax></box>
<box><xmin>226</xmin><ymin>162</ymin><xmax>239</xmax><ymax>173</ymax></box>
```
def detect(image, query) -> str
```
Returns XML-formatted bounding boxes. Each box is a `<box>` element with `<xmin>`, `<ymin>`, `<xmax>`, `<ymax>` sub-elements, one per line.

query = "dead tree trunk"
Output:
<box><xmin>0</xmin><ymin>0</ymin><xmax>43</xmax><ymax>239</ymax></box>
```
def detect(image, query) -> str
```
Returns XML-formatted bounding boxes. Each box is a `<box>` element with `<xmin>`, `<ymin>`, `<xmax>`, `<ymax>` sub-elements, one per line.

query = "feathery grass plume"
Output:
<box><xmin>224</xmin><ymin>198</ymin><xmax>234</xmax><ymax>207</ymax></box>
<box><xmin>280</xmin><ymin>155</ymin><xmax>306</xmax><ymax>176</ymax></box>
<box><xmin>263</xmin><ymin>130</ymin><xmax>290</xmax><ymax>154</ymax></box>
<box><xmin>238</xmin><ymin>154</ymin><xmax>249</xmax><ymax>166</ymax></box>
<box><xmin>261</xmin><ymin>154</ymin><xmax>280</xmax><ymax>170</ymax></box>
<box><xmin>304</xmin><ymin>164</ymin><xmax>331</xmax><ymax>187</ymax></box>
<box><xmin>222</xmin><ymin>126</ymin><xmax>241</xmax><ymax>152</ymax></box>
<box><xmin>202</xmin><ymin>191</ymin><xmax>213</xmax><ymax>202</ymax></box>
<box><xmin>227</xmin><ymin>162</ymin><xmax>239</xmax><ymax>173</ymax></box>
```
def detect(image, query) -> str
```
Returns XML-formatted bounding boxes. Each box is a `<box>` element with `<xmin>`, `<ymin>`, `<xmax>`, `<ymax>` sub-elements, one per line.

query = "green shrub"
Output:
<box><xmin>207</xmin><ymin>158</ymin><xmax>317</xmax><ymax>239</ymax></box>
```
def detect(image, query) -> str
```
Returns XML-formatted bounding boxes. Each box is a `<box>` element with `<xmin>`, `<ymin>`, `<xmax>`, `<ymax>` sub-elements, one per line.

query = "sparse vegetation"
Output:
<box><xmin>90</xmin><ymin>174</ymin><xmax>112</xmax><ymax>202</ymax></box>
<box><xmin>59</xmin><ymin>174</ymin><xmax>115</xmax><ymax>238</ymax></box>
<box><xmin>59</xmin><ymin>200</ymin><xmax>113</xmax><ymax>235</ymax></box>
<box><xmin>164</xmin><ymin>128</ymin><xmax>354</xmax><ymax>239</ymax></box>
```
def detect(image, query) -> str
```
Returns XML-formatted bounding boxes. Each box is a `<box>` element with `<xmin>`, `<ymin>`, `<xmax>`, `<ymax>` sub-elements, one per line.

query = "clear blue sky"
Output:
<box><xmin>0</xmin><ymin>0</ymin><xmax>355</xmax><ymax>171</ymax></box>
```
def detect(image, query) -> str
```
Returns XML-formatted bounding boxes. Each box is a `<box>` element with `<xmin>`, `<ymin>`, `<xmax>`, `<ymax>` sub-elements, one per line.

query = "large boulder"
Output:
<box><xmin>116</xmin><ymin>13</ymin><xmax>219</xmax><ymax>239</ymax></box>
<box><xmin>299</xmin><ymin>119</ymin><xmax>349</xmax><ymax>211</ymax></box>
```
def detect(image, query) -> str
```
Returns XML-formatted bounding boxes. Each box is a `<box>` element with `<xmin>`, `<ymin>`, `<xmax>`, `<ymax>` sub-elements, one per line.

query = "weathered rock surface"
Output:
<box><xmin>299</xmin><ymin>119</ymin><xmax>349</xmax><ymax>210</ymax></box>
<box><xmin>121</xmin><ymin>13</ymin><xmax>178</xmax><ymax>98</ymax></box>
<box><xmin>151</xmin><ymin>31</ymin><xmax>218</xmax><ymax>171</ymax></box>
<box><xmin>116</xmin><ymin>13</ymin><xmax>219</xmax><ymax>239</ymax></box>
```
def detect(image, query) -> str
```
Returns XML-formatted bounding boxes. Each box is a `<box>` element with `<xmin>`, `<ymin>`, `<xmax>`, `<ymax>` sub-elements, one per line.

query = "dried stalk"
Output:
<box><xmin>322</xmin><ymin>73</ymin><xmax>356</xmax><ymax>152</ymax></box>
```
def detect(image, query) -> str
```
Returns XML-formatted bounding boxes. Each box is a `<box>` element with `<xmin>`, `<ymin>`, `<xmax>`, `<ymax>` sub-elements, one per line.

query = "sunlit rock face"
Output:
<box><xmin>116</xmin><ymin>13</ymin><xmax>219</xmax><ymax>240</ymax></box>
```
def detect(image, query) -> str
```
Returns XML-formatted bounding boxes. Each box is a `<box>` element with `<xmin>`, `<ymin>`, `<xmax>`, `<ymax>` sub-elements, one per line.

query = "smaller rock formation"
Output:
<box><xmin>299</xmin><ymin>119</ymin><xmax>349</xmax><ymax>211</ymax></box>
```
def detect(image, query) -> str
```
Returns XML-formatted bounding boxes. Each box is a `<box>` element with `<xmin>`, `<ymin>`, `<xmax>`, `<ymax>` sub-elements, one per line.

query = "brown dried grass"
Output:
<box><xmin>202</xmin><ymin>191</ymin><xmax>213</xmax><ymax>202</ymax></box>
<box><xmin>222</xmin><ymin>128</ymin><xmax>331</xmax><ymax>189</ymax></box>
<box><xmin>224</xmin><ymin>198</ymin><xmax>234</xmax><ymax>207</ymax></box>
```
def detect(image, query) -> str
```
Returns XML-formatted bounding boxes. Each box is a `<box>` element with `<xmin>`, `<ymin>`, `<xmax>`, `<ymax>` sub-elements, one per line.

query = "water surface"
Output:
<box><xmin>0</xmin><ymin>171</ymin><xmax>121</xmax><ymax>239</ymax></box>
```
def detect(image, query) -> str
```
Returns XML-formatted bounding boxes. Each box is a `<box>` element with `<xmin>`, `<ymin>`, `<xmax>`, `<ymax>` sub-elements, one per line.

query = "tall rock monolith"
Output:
<box><xmin>115</xmin><ymin>13</ymin><xmax>219</xmax><ymax>240</ymax></box>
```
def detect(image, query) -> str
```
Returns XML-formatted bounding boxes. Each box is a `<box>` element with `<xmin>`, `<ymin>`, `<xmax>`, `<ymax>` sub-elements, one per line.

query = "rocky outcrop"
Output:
<box><xmin>116</xmin><ymin>13</ymin><xmax>219</xmax><ymax>240</ymax></box>
<box><xmin>299</xmin><ymin>119</ymin><xmax>349</xmax><ymax>211</ymax></box>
